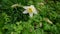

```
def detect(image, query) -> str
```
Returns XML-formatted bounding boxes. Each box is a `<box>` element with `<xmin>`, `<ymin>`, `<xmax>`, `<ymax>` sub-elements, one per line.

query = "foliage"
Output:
<box><xmin>0</xmin><ymin>0</ymin><xmax>60</xmax><ymax>34</ymax></box>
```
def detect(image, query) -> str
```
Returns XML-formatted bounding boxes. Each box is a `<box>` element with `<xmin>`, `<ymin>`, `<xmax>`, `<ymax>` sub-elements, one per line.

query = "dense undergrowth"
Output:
<box><xmin>0</xmin><ymin>0</ymin><xmax>60</xmax><ymax>34</ymax></box>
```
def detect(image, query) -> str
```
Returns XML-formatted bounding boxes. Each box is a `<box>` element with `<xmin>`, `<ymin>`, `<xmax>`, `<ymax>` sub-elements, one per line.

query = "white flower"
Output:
<box><xmin>23</xmin><ymin>5</ymin><xmax>38</xmax><ymax>17</ymax></box>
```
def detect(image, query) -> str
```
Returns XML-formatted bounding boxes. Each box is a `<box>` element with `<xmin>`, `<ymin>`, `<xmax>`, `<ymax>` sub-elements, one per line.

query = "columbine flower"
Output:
<box><xmin>23</xmin><ymin>5</ymin><xmax>38</xmax><ymax>17</ymax></box>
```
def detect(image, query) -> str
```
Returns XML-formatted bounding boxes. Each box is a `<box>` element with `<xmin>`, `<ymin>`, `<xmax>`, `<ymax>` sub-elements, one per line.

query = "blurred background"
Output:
<box><xmin>0</xmin><ymin>0</ymin><xmax>60</xmax><ymax>34</ymax></box>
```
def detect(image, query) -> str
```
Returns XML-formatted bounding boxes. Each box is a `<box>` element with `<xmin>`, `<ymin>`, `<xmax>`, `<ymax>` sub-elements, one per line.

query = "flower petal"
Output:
<box><xmin>29</xmin><ymin>13</ymin><xmax>33</xmax><ymax>17</ymax></box>
<box><xmin>33</xmin><ymin>11</ymin><xmax>38</xmax><ymax>14</ymax></box>
<box><xmin>23</xmin><ymin>10</ymin><xmax>28</xmax><ymax>14</ymax></box>
<box><xmin>30</xmin><ymin>5</ymin><xmax>34</xmax><ymax>7</ymax></box>
<box><xmin>23</xmin><ymin>6</ymin><xmax>29</xmax><ymax>9</ymax></box>
<box><xmin>30</xmin><ymin>5</ymin><xmax>38</xmax><ymax>14</ymax></box>
<box><xmin>30</xmin><ymin>5</ymin><xmax>35</xmax><ymax>9</ymax></box>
